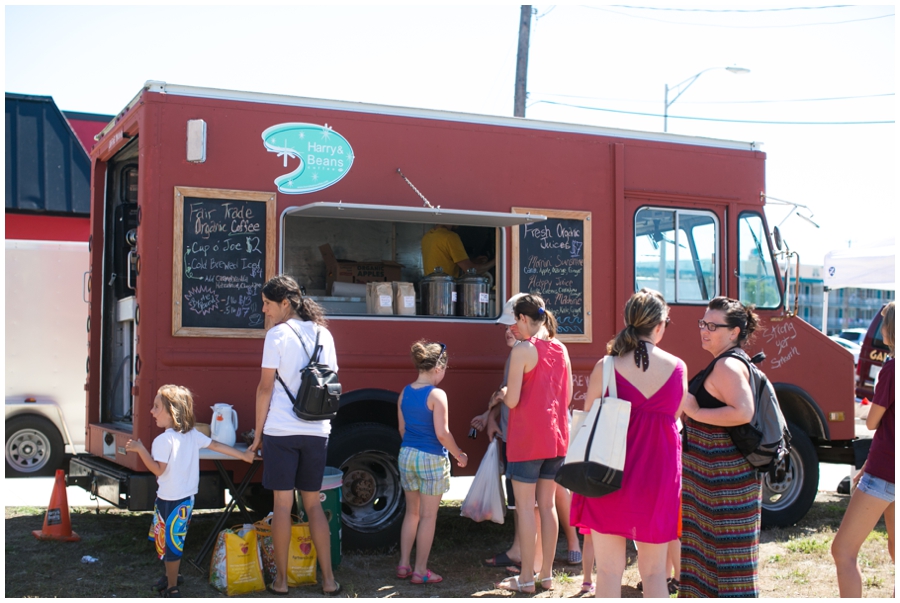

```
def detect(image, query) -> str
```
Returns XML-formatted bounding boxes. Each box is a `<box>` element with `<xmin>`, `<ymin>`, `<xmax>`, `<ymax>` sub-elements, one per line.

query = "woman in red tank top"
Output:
<box><xmin>496</xmin><ymin>294</ymin><xmax>572</xmax><ymax>594</ymax></box>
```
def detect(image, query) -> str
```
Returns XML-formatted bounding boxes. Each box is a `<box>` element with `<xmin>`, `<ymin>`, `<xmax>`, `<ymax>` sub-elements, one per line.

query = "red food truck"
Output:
<box><xmin>70</xmin><ymin>81</ymin><xmax>867</xmax><ymax>550</ymax></box>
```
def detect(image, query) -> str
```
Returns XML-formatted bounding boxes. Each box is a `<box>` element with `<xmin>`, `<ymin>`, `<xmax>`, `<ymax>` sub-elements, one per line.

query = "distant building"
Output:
<box><xmin>795</xmin><ymin>264</ymin><xmax>894</xmax><ymax>334</ymax></box>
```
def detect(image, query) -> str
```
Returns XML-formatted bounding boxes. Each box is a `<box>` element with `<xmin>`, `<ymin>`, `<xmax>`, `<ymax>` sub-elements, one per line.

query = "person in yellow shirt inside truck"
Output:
<box><xmin>421</xmin><ymin>224</ymin><xmax>495</xmax><ymax>277</ymax></box>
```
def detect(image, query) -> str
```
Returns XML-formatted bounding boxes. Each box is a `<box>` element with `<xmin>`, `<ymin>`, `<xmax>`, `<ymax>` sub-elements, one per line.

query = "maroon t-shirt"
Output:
<box><xmin>866</xmin><ymin>358</ymin><xmax>894</xmax><ymax>484</ymax></box>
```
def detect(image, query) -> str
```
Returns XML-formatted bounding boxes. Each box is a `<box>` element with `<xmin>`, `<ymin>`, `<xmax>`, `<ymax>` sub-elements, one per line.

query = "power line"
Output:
<box><xmin>528</xmin><ymin>100</ymin><xmax>894</xmax><ymax>125</ymax></box>
<box><xmin>609</xmin><ymin>5</ymin><xmax>856</xmax><ymax>13</ymax></box>
<box><xmin>582</xmin><ymin>5</ymin><xmax>894</xmax><ymax>28</ymax></box>
<box><xmin>530</xmin><ymin>91</ymin><xmax>895</xmax><ymax>105</ymax></box>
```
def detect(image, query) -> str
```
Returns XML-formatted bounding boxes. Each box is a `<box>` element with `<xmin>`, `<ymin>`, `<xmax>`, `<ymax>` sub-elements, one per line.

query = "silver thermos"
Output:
<box><xmin>420</xmin><ymin>267</ymin><xmax>456</xmax><ymax>316</ymax></box>
<box><xmin>456</xmin><ymin>269</ymin><xmax>491</xmax><ymax>317</ymax></box>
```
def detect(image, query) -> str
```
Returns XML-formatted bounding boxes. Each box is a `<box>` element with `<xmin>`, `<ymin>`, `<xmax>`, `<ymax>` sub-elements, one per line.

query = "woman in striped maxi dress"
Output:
<box><xmin>679</xmin><ymin>297</ymin><xmax>762</xmax><ymax>597</ymax></box>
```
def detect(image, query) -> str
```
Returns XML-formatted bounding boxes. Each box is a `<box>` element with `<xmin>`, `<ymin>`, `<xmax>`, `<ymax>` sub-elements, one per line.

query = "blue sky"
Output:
<box><xmin>5</xmin><ymin>4</ymin><xmax>895</xmax><ymax>264</ymax></box>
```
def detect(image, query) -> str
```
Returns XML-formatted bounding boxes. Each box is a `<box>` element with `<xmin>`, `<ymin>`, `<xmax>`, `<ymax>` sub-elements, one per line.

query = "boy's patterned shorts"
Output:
<box><xmin>148</xmin><ymin>496</ymin><xmax>194</xmax><ymax>561</ymax></box>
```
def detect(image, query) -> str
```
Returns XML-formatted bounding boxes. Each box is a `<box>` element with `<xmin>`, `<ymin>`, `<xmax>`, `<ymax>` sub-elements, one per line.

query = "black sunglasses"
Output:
<box><xmin>698</xmin><ymin>319</ymin><xmax>730</xmax><ymax>332</ymax></box>
<box><xmin>437</xmin><ymin>342</ymin><xmax>447</xmax><ymax>362</ymax></box>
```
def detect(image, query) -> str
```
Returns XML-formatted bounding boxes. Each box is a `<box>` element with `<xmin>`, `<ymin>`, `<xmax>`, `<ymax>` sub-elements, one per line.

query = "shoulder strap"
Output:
<box><xmin>602</xmin><ymin>355</ymin><xmax>618</xmax><ymax>399</ymax></box>
<box><xmin>274</xmin><ymin>322</ymin><xmax>316</xmax><ymax>402</ymax></box>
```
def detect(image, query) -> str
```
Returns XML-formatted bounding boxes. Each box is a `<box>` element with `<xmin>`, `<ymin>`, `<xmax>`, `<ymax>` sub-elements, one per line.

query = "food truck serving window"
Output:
<box><xmin>634</xmin><ymin>207</ymin><xmax>720</xmax><ymax>304</ymax></box>
<box><xmin>281</xmin><ymin>203</ymin><xmax>545</xmax><ymax>320</ymax></box>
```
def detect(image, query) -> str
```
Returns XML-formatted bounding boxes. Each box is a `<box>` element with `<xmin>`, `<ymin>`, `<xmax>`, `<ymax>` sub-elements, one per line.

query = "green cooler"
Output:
<box><xmin>296</xmin><ymin>467</ymin><xmax>343</xmax><ymax>569</ymax></box>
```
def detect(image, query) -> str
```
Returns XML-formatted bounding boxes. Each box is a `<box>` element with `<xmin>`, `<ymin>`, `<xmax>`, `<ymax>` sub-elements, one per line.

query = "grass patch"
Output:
<box><xmin>789</xmin><ymin>568</ymin><xmax>809</xmax><ymax>585</ymax></box>
<box><xmin>767</xmin><ymin>554</ymin><xmax>782</xmax><ymax>563</ymax></box>
<box><xmin>785</xmin><ymin>536</ymin><xmax>830</xmax><ymax>555</ymax></box>
<box><xmin>865</xmin><ymin>575</ymin><xmax>884</xmax><ymax>589</ymax></box>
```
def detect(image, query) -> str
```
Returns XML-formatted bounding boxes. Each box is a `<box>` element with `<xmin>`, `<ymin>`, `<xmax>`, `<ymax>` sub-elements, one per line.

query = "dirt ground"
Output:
<box><xmin>5</xmin><ymin>491</ymin><xmax>894</xmax><ymax>598</ymax></box>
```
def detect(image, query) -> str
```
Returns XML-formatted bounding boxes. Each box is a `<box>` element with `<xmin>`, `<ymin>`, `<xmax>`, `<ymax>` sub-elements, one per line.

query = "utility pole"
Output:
<box><xmin>514</xmin><ymin>5</ymin><xmax>532</xmax><ymax>118</ymax></box>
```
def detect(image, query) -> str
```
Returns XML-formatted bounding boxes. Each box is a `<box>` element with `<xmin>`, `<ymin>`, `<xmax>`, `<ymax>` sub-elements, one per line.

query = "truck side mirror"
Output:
<box><xmin>772</xmin><ymin>226</ymin><xmax>783</xmax><ymax>251</ymax></box>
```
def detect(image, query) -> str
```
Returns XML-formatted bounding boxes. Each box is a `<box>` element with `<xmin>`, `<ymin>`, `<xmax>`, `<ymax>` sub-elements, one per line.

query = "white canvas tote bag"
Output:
<box><xmin>555</xmin><ymin>356</ymin><xmax>631</xmax><ymax>498</ymax></box>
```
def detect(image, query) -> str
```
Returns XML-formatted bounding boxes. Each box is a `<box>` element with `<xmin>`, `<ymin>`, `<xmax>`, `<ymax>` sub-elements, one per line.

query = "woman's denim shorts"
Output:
<box><xmin>858</xmin><ymin>472</ymin><xmax>895</xmax><ymax>503</ymax></box>
<box><xmin>506</xmin><ymin>456</ymin><xmax>564</xmax><ymax>484</ymax></box>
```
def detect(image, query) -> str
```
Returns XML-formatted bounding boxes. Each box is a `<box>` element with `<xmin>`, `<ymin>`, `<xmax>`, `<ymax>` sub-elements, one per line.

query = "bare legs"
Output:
<box><xmin>511</xmin><ymin>478</ymin><xmax>558</xmax><ymax>588</ymax></box>
<box><xmin>165</xmin><ymin>560</ymin><xmax>180</xmax><ymax>590</ymax></box>
<box><xmin>594</xmin><ymin>533</ymin><xmax>667</xmax><ymax>598</ymax></box>
<box><xmin>667</xmin><ymin>538</ymin><xmax>681</xmax><ymax>584</ymax></box>
<box><xmin>398</xmin><ymin>489</ymin><xmax>443</xmax><ymax>578</ymax></box>
<box><xmin>832</xmin><ymin>488</ymin><xmax>894</xmax><ymax>597</ymax></box>
<box><xmin>556</xmin><ymin>485</ymin><xmax>582</xmax><ymax>558</ymax></box>
<box><xmin>271</xmin><ymin>490</ymin><xmax>338</xmax><ymax>594</ymax></box>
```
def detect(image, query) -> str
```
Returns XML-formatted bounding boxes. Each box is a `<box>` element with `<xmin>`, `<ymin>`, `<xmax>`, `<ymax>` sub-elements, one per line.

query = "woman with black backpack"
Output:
<box><xmin>679</xmin><ymin>297</ymin><xmax>762</xmax><ymax>598</ymax></box>
<box><xmin>248</xmin><ymin>275</ymin><xmax>342</xmax><ymax>596</ymax></box>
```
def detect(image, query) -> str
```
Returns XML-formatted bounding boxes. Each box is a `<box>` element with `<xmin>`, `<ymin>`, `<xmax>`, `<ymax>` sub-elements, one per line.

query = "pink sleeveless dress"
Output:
<box><xmin>570</xmin><ymin>361</ymin><xmax>684</xmax><ymax>544</ymax></box>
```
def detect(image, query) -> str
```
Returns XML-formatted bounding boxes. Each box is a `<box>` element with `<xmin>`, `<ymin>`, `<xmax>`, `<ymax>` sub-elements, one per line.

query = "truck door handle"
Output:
<box><xmin>127</xmin><ymin>251</ymin><xmax>137</xmax><ymax>291</ymax></box>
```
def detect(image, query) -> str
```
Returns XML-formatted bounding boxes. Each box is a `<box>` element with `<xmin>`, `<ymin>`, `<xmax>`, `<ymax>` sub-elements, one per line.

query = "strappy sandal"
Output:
<box><xmin>396</xmin><ymin>565</ymin><xmax>412</xmax><ymax>579</ymax></box>
<box><xmin>496</xmin><ymin>576</ymin><xmax>535</xmax><ymax>593</ymax></box>
<box><xmin>537</xmin><ymin>576</ymin><xmax>554</xmax><ymax>591</ymax></box>
<box><xmin>667</xmin><ymin>578</ymin><xmax>680</xmax><ymax>595</ymax></box>
<box><xmin>162</xmin><ymin>585</ymin><xmax>182</xmax><ymax>598</ymax></box>
<box><xmin>581</xmin><ymin>581</ymin><xmax>595</xmax><ymax>595</ymax></box>
<box><xmin>152</xmin><ymin>574</ymin><xmax>183</xmax><ymax>593</ymax></box>
<box><xmin>410</xmin><ymin>570</ymin><xmax>443</xmax><ymax>584</ymax></box>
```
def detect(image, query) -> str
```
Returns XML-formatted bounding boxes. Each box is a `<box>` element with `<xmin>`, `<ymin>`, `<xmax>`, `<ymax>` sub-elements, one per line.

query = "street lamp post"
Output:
<box><xmin>664</xmin><ymin>66</ymin><xmax>750</xmax><ymax>132</ymax></box>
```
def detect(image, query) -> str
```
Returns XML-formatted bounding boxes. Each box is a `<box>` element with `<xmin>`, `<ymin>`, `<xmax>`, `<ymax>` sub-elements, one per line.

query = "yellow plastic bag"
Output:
<box><xmin>208</xmin><ymin>525</ymin><xmax>266</xmax><ymax>596</ymax></box>
<box><xmin>254</xmin><ymin>514</ymin><xmax>317</xmax><ymax>586</ymax></box>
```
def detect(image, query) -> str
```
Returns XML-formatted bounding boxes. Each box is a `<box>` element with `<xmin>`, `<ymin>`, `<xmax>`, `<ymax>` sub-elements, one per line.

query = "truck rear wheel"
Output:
<box><xmin>5</xmin><ymin>415</ymin><xmax>65</xmax><ymax>477</ymax></box>
<box><xmin>327</xmin><ymin>422</ymin><xmax>404</xmax><ymax>552</ymax></box>
<box><xmin>761</xmin><ymin>421</ymin><xmax>818</xmax><ymax>528</ymax></box>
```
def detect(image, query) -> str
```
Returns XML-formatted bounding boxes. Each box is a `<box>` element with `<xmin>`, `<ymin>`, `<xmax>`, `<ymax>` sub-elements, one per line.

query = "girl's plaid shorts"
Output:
<box><xmin>398</xmin><ymin>446</ymin><xmax>451</xmax><ymax>496</ymax></box>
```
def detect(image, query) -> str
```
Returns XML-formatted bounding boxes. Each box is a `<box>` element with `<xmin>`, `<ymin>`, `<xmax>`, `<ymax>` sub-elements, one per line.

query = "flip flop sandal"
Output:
<box><xmin>396</xmin><ymin>565</ymin><xmax>412</xmax><ymax>579</ymax></box>
<box><xmin>323</xmin><ymin>581</ymin><xmax>343</xmax><ymax>596</ymax></box>
<box><xmin>482</xmin><ymin>552</ymin><xmax>519</xmax><ymax>568</ymax></box>
<box><xmin>162</xmin><ymin>586</ymin><xmax>182</xmax><ymax>598</ymax></box>
<box><xmin>411</xmin><ymin>570</ymin><xmax>443</xmax><ymax>584</ymax></box>
<box><xmin>496</xmin><ymin>576</ymin><xmax>535</xmax><ymax>593</ymax></box>
<box><xmin>153</xmin><ymin>575</ymin><xmax>184</xmax><ymax>593</ymax></box>
<box><xmin>581</xmin><ymin>582</ymin><xmax>595</xmax><ymax>595</ymax></box>
<box><xmin>265</xmin><ymin>584</ymin><xmax>289</xmax><ymax>596</ymax></box>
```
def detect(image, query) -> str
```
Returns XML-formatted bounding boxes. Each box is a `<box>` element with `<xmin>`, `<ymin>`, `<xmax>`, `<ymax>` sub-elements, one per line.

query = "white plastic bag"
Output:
<box><xmin>460</xmin><ymin>438</ymin><xmax>506</xmax><ymax>524</ymax></box>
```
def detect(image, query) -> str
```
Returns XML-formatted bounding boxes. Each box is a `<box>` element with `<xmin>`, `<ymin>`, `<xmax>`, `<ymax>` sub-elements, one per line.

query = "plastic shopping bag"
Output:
<box><xmin>254</xmin><ymin>514</ymin><xmax>317</xmax><ymax>586</ymax></box>
<box><xmin>209</xmin><ymin>525</ymin><xmax>266</xmax><ymax>596</ymax></box>
<box><xmin>460</xmin><ymin>437</ymin><xmax>506</xmax><ymax>524</ymax></box>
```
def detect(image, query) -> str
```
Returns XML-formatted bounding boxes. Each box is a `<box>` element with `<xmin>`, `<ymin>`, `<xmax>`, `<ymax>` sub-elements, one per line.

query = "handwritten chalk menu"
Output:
<box><xmin>172</xmin><ymin>187</ymin><xmax>276</xmax><ymax>337</ymax></box>
<box><xmin>512</xmin><ymin>208</ymin><xmax>592</xmax><ymax>343</ymax></box>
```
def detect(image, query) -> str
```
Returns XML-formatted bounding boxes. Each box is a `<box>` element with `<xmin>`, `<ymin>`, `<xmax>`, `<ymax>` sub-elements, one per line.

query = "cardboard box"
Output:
<box><xmin>319</xmin><ymin>244</ymin><xmax>404</xmax><ymax>294</ymax></box>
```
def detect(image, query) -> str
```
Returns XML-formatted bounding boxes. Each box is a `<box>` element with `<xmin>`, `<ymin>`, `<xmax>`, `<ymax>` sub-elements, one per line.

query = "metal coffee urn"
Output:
<box><xmin>420</xmin><ymin>267</ymin><xmax>456</xmax><ymax>316</ymax></box>
<box><xmin>457</xmin><ymin>269</ymin><xmax>490</xmax><ymax>317</ymax></box>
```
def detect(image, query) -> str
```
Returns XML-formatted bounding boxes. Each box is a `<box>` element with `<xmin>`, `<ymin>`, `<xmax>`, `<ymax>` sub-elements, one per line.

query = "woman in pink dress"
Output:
<box><xmin>570</xmin><ymin>289</ymin><xmax>686</xmax><ymax>598</ymax></box>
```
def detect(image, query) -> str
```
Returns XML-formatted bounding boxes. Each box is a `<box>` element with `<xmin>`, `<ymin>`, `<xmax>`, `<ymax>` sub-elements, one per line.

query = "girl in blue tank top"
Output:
<box><xmin>395</xmin><ymin>340</ymin><xmax>468</xmax><ymax>585</ymax></box>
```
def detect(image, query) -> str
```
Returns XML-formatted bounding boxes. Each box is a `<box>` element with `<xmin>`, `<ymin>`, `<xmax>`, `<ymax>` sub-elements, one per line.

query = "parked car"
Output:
<box><xmin>837</xmin><ymin>328</ymin><xmax>868</xmax><ymax>344</ymax></box>
<box><xmin>829</xmin><ymin>336</ymin><xmax>861</xmax><ymax>365</ymax></box>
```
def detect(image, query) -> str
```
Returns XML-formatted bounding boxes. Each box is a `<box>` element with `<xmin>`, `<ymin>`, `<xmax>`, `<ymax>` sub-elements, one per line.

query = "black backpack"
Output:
<box><xmin>275</xmin><ymin>324</ymin><xmax>341</xmax><ymax>421</ymax></box>
<box><xmin>691</xmin><ymin>348</ymin><xmax>791</xmax><ymax>479</ymax></box>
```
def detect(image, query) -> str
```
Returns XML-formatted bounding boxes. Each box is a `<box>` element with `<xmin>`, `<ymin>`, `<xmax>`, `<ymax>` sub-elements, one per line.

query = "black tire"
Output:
<box><xmin>5</xmin><ymin>415</ymin><xmax>66</xmax><ymax>477</ymax></box>
<box><xmin>326</xmin><ymin>422</ymin><xmax>405</xmax><ymax>552</ymax></box>
<box><xmin>761</xmin><ymin>421</ymin><xmax>818</xmax><ymax>528</ymax></box>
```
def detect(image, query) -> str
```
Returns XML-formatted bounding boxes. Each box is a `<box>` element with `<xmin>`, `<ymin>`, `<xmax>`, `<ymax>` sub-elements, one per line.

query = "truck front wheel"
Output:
<box><xmin>761</xmin><ymin>421</ymin><xmax>818</xmax><ymax>528</ymax></box>
<box><xmin>327</xmin><ymin>422</ymin><xmax>405</xmax><ymax>552</ymax></box>
<box><xmin>5</xmin><ymin>415</ymin><xmax>65</xmax><ymax>477</ymax></box>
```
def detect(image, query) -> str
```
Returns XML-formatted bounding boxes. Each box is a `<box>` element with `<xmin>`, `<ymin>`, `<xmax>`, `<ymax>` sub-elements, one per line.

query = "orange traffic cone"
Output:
<box><xmin>32</xmin><ymin>469</ymin><xmax>80</xmax><ymax>542</ymax></box>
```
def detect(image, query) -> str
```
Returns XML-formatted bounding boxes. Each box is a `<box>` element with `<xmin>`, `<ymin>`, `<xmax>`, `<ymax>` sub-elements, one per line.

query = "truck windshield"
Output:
<box><xmin>634</xmin><ymin>207</ymin><xmax>719</xmax><ymax>303</ymax></box>
<box><xmin>738</xmin><ymin>212</ymin><xmax>781</xmax><ymax>308</ymax></box>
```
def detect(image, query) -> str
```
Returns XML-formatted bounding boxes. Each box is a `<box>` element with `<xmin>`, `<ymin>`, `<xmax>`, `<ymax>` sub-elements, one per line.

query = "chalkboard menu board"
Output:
<box><xmin>512</xmin><ymin>208</ymin><xmax>592</xmax><ymax>343</ymax></box>
<box><xmin>172</xmin><ymin>187</ymin><xmax>276</xmax><ymax>337</ymax></box>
